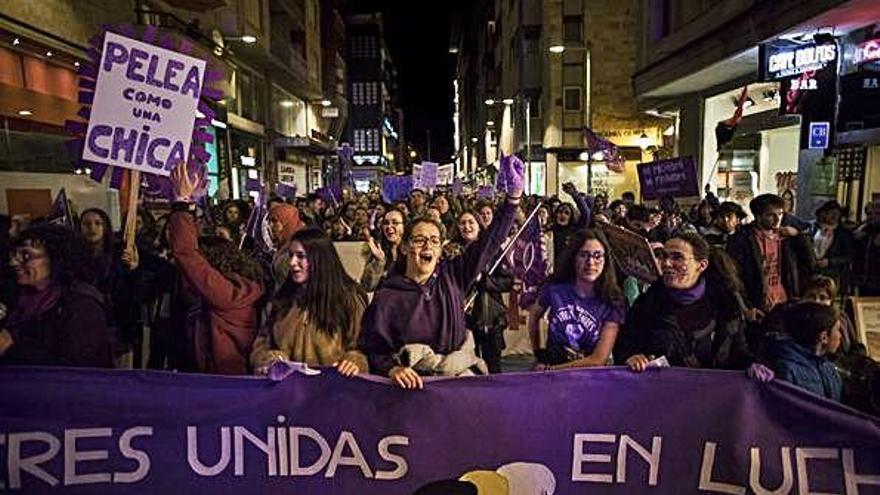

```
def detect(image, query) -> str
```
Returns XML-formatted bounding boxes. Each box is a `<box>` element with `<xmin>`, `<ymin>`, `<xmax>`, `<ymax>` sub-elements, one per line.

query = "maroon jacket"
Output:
<box><xmin>168</xmin><ymin>211</ymin><xmax>264</xmax><ymax>374</ymax></box>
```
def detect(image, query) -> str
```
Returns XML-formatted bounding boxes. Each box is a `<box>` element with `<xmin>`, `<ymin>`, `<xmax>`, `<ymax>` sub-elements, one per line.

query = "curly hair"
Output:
<box><xmin>198</xmin><ymin>235</ymin><xmax>264</xmax><ymax>285</ymax></box>
<box><xmin>13</xmin><ymin>224</ymin><xmax>95</xmax><ymax>287</ymax></box>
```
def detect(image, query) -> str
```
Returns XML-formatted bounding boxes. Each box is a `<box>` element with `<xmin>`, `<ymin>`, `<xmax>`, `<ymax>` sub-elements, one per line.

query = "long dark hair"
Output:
<box><xmin>80</xmin><ymin>208</ymin><xmax>114</xmax><ymax>256</ymax></box>
<box><xmin>198</xmin><ymin>235</ymin><xmax>264</xmax><ymax>285</ymax></box>
<box><xmin>378</xmin><ymin>209</ymin><xmax>406</xmax><ymax>271</ymax></box>
<box><xmin>13</xmin><ymin>224</ymin><xmax>94</xmax><ymax>288</ymax></box>
<box><xmin>546</xmin><ymin>228</ymin><xmax>623</xmax><ymax>306</ymax></box>
<box><xmin>272</xmin><ymin>228</ymin><xmax>366</xmax><ymax>337</ymax></box>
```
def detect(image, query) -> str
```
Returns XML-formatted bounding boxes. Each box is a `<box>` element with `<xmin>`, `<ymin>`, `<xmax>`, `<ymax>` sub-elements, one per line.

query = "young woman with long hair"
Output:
<box><xmin>528</xmin><ymin>229</ymin><xmax>624</xmax><ymax>370</ymax></box>
<box><xmin>252</xmin><ymin>228</ymin><xmax>368</xmax><ymax>376</ymax></box>
<box><xmin>360</xmin><ymin>209</ymin><xmax>406</xmax><ymax>292</ymax></box>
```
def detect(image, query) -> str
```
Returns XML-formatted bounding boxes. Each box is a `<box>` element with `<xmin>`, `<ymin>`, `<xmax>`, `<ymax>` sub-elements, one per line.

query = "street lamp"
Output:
<box><xmin>409</xmin><ymin>150</ymin><xmax>417</xmax><ymax>159</ymax></box>
<box><xmin>241</xmin><ymin>35</ymin><xmax>257</xmax><ymax>44</ymax></box>
<box><xmin>485</xmin><ymin>98</ymin><xmax>496</xmax><ymax>106</ymax></box>
<box><xmin>638</xmin><ymin>132</ymin><xmax>651</xmax><ymax>150</ymax></box>
<box><xmin>502</xmin><ymin>98</ymin><xmax>515</xmax><ymax>105</ymax></box>
<box><xmin>320</xmin><ymin>99</ymin><xmax>332</xmax><ymax>107</ymax></box>
<box><xmin>549</xmin><ymin>44</ymin><xmax>565</xmax><ymax>53</ymax></box>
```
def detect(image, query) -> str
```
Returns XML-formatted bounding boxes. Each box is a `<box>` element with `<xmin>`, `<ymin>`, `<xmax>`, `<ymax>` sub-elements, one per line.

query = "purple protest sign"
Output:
<box><xmin>477</xmin><ymin>185</ymin><xmax>495</xmax><ymax>200</ymax></box>
<box><xmin>276</xmin><ymin>183</ymin><xmax>296</xmax><ymax>201</ymax></box>
<box><xmin>637</xmin><ymin>156</ymin><xmax>700</xmax><ymax>200</ymax></box>
<box><xmin>382</xmin><ymin>175</ymin><xmax>414</xmax><ymax>203</ymax></box>
<box><xmin>419</xmin><ymin>162</ymin><xmax>439</xmax><ymax>191</ymax></box>
<box><xmin>82</xmin><ymin>32</ymin><xmax>207</xmax><ymax>176</ymax></box>
<box><xmin>2</xmin><ymin>367</ymin><xmax>879</xmax><ymax>494</ymax></box>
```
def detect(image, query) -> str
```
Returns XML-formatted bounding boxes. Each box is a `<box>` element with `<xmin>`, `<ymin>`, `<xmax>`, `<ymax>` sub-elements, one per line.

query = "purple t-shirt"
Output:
<box><xmin>538</xmin><ymin>283</ymin><xmax>623</xmax><ymax>353</ymax></box>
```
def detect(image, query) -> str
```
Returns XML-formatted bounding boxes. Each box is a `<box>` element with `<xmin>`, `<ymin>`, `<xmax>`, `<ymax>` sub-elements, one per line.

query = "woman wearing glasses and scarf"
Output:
<box><xmin>360</xmin><ymin>155</ymin><xmax>524</xmax><ymax>389</ymax></box>
<box><xmin>615</xmin><ymin>232</ymin><xmax>755</xmax><ymax>371</ymax></box>
<box><xmin>527</xmin><ymin>229</ymin><xmax>624</xmax><ymax>370</ymax></box>
<box><xmin>1</xmin><ymin>224</ymin><xmax>113</xmax><ymax>367</ymax></box>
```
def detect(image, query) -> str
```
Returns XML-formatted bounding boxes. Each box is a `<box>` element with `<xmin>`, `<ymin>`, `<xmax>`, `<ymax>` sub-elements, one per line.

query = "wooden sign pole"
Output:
<box><xmin>123</xmin><ymin>169</ymin><xmax>141</xmax><ymax>251</ymax></box>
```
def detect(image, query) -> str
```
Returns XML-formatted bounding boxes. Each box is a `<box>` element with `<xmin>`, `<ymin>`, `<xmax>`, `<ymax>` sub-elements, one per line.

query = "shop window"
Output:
<box><xmin>563</xmin><ymin>86</ymin><xmax>582</xmax><ymax>112</ymax></box>
<box><xmin>236</xmin><ymin>71</ymin><xmax>265</xmax><ymax>122</ymax></box>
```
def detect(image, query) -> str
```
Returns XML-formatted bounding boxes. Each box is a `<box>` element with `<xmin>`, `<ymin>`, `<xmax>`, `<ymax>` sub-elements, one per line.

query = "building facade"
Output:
<box><xmin>343</xmin><ymin>13</ymin><xmax>405</xmax><ymax>191</ymax></box>
<box><xmin>455</xmin><ymin>0</ymin><xmax>668</xmax><ymax>198</ymax></box>
<box><xmin>0</xmin><ymin>0</ymin><xmax>348</xmax><ymax>220</ymax></box>
<box><xmin>635</xmin><ymin>0</ymin><xmax>880</xmax><ymax>218</ymax></box>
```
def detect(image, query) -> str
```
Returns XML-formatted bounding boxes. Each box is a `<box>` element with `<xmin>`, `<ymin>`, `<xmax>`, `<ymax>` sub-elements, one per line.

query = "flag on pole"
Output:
<box><xmin>505</xmin><ymin>212</ymin><xmax>548</xmax><ymax>309</ymax></box>
<box><xmin>583</xmin><ymin>127</ymin><xmax>625</xmax><ymax>173</ymax></box>
<box><xmin>715</xmin><ymin>85</ymin><xmax>749</xmax><ymax>151</ymax></box>
<box><xmin>46</xmin><ymin>188</ymin><xmax>74</xmax><ymax>229</ymax></box>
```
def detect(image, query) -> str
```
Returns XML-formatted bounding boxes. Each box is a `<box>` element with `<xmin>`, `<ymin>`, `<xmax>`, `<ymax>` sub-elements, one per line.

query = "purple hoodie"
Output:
<box><xmin>360</xmin><ymin>201</ymin><xmax>518</xmax><ymax>375</ymax></box>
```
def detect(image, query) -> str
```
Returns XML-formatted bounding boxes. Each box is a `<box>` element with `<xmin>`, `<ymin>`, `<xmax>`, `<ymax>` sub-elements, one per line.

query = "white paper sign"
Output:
<box><xmin>82</xmin><ymin>32</ymin><xmax>207</xmax><ymax>176</ymax></box>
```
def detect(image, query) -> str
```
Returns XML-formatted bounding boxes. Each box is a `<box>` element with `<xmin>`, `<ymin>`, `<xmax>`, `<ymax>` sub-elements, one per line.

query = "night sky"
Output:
<box><xmin>351</xmin><ymin>1</ymin><xmax>467</xmax><ymax>164</ymax></box>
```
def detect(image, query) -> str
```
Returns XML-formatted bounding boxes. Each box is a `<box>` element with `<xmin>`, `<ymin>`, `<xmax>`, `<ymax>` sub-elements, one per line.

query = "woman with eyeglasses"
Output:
<box><xmin>615</xmin><ymin>232</ymin><xmax>754</xmax><ymax>371</ymax></box>
<box><xmin>528</xmin><ymin>229</ymin><xmax>624</xmax><ymax>370</ymax></box>
<box><xmin>251</xmin><ymin>228</ymin><xmax>368</xmax><ymax>377</ymax></box>
<box><xmin>360</xmin><ymin>155</ymin><xmax>525</xmax><ymax>388</ymax></box>
<box><xmin>360</xmin><ymin>209</ymin><xmax>406</xmax><ymax>292</ymax></box>
<box><xmin>1</xmin><ymin>224</ymin><xmax>113</xmax><ymax>367</ymax></box>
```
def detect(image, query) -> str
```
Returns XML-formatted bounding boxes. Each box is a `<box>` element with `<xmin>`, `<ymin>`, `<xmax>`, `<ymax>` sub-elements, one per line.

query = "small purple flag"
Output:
<box><xmin>276</xmin><ymin>183</ymin><xmax>297</xmax><ymax>201</ymax></box>
<box><xmin>506</xmin><ymin>213</ymin><xmax>548</xmax><ymax>287</ymax></box>
<box><xmin>46</xmin><ymin>188</ymin><xmax>74</xmax><ymax>229</ymax></box>
<box><xmin>477</xmin><ymin>185</ymin><xmax>495</xmax><ymax>200</ymax></box>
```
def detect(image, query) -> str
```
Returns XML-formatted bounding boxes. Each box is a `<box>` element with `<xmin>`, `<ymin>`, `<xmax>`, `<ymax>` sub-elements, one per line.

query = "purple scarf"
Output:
<box><xmin>7</xmin><ymin>283</ymin><xmax>62</xmax><ymax>329</ymax></box>
<box><xmin>667</xmin><ymin>278</ymin><xmax>706</xmax><ymax>305</ymax></box>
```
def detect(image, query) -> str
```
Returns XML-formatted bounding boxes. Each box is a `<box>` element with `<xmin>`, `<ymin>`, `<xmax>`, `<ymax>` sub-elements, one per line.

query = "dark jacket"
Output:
<box><xmin>761</xmin><ymin>335</ymin><xmax>842</xmax><ymax>401</ymax></box>
<box><xmin>360</xmin><ymin>201</ymin><xmax>517</xmax><ymax>376</ymax></box>
<box><xmin>726</xmin><ymin>224</ymin><xmax>814</xmax><ymax>310</ymax></box>
<box><xmin>615</xmin><ymin>280</ymin><xmax>753</xmax><ymax>369</ymax></box>
<box><xmin>1</xmin><ymin>282</ymin><xmax>114</xmax><ymax>367</ymax></box>
<box><xmin>465</xmin><ymin>267</ymin><xmax>514</xmax><ymax>334</ymax></box>
<box><xmin>552</xmin><ymin>192</ymin><xmax>592</xmax><ymax>261</ymax></box>
<box><xmin>809</xmin><ymin>223</ymin><xmax>854</xmax><ymax>290</ymax></box>
<box><xmin>168</xmin><ymin>211</ymin><xmax>264</xmax><ymax>375</ymax></box>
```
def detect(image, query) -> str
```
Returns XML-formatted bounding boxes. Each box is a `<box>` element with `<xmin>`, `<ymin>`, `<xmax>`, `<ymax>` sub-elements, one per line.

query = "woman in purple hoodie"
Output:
<box><xmin>360</xmin><ymin>155</ymin><xmax>524</xmax><ymax>389</ymax></box>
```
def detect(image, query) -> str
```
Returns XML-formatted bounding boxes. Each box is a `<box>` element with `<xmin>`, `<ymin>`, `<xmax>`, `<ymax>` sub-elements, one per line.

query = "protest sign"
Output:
<box><xmin>419</xmin><ymin>162</ymin><xmax>439</xmax><ymax>191</ymax></box>
<box><xmin>598</xmin><ymin>222</ymin><xmax>661</xmax><ymax>283</ymax></box>
<box><xmin>637</xmin><ymin>156</ymin><xmax>699</xmax><ymax>200</ymax></box>
<box><xmin>382</xmin><ymin>175</ymin><xmax>414</xmax><ymax>203</ymax></box>
<box><xmin>82</xmin><ymin>32</ymin><xmax>207</xmax><ymax>176</ymax></box>
<box><xmin>437</xmin><ymin>164</ymin><xmax>454</xmax><ymax>185</ymax></box>
<box><xmin>2</xmin><ymin>366</ymin><xmax>879</xmax><ymax>494</ymax></box>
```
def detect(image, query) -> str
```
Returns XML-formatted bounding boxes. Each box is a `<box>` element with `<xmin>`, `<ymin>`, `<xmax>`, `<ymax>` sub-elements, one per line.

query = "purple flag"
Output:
<box><xmin>2</xmin><ymin>366</ymin><xmax>879</xmax><ymax>494</ymax></box>
<box><xmin>506</xmin><ymin>213</ymin><xmax>548</xmax><ymax>309</ymax></box>
<box><xmin>583</xmin><ymin>127</ymin><xmax>626</xmax><ymax>173</ymax></box>
<box><xmin>276</xmin><ymin>183</ymin><xmax>297</xmax><ymax>201</ymax></box>
<box><xmin>477</xmin><ymin>185</ymin><xmax>495</xmax><ymax>200</ymax></box>
<box><xmin>46</xmin><ymin>188</ymin><xmax>74</xmax><ymax>229</ymax></box>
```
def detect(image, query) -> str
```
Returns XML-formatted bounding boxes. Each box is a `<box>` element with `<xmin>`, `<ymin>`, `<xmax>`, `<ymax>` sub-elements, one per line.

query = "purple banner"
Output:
<box><xmin>636</xmin><ymin>156</ymin><xmax>699</xmax><ymax>200</ymax></box>
<box><xmin>2</xmin><ymin>367</ymin><xmax>879</xmax><ymax>494</ymax></box>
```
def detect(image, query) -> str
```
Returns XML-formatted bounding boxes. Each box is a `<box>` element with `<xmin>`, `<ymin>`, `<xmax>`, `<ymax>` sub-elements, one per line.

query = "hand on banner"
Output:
<box><xmin>121</xmin><ymin>245</ymin><xmax>139</xmax><ymax>271</ymax></box>
<box><xmin>170</xmin><ymin>163</ymin><xmax>198</xmax><ymax>202</ymax></box>
<box><xmin>747</xmin><ymin>363</ymin><xmax>775</xmax><ymax>383</ymax></box>
<box><xmin>334</xmin><ymin>359</ymin><xmax>361</xmax><ymax>377</ymax></box>
<box><xmin>389</xmin><ymin>366</ymin><xmax>423</xmax><ymax>389</ymax></box>
<box><xmin>626</xmin><ymin>354</ymin><xmax>652</xmax><ymax>373</ymax></box>
<box><xmin>0</xmin><ymin>329</ymin><xmax>13</xmax><ymax>356</ymax></box>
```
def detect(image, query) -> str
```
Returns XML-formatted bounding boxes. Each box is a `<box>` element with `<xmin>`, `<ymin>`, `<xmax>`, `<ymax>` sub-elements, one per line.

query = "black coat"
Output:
<box><xmin>1</xmin><ymin>283</ymin><xmax>114</xmax><ymax>367</ymax></box>
<box><xmin>614</xmin><ymin>281</ymin><xmax>753</xmax><ymax>369</ymax></box>
<box><xmin>726</xmin><ymin>225</ymin><xmax>814</xmax><ymax>310</ymax></box>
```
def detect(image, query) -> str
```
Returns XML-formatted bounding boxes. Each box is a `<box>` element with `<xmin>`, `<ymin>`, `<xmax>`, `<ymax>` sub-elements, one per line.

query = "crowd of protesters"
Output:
<box><xmin>0</xmin><ymin>158</ymin><xmax>878</xmax><ymax>414</ymax></box>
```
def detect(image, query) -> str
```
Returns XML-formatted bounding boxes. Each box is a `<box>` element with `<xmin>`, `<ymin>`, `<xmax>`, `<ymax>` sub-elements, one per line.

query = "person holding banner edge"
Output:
<box><xmin>360</xmin><ymin>155</ymin><xmax>524</xmax><ymax>389</ymax></box>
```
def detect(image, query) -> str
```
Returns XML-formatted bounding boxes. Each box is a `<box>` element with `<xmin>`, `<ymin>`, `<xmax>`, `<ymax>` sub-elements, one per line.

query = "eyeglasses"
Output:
<box><xmin>410</xmin><ymin>236</ymin><xmax>442</xmax><ymax>249</ymax></box>
<box><xmin>577</xmin><ymin>250</ymin><xmax>605</xmax><ymax>262</ymax></box>
<box><xmin>10</xmin><ymin>250</ymin><xmax>46</xmax><ymax>264</ymax></box>
<box><xmin>656</xmin><ymin>251</ymin><xmax>694</xmax><ymax>264</ymax></box>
